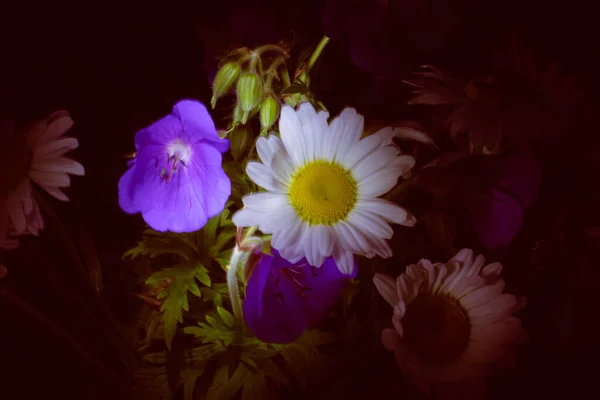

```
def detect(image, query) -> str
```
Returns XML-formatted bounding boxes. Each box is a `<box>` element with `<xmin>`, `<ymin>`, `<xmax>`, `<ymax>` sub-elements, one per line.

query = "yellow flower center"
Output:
<box><xmin>402</xmin><ymin>293</ymin><xmax>471</xmax><ymax>365</ymax></box>
<box><xmin>0</xmin><ymin>135</ymin><xmax>32</xmax><ymax>196</ymax></box>
<box><xmin>288</xmin><ymin>160</ymin><xmax>357</xmax><ymax>226</ymax></box>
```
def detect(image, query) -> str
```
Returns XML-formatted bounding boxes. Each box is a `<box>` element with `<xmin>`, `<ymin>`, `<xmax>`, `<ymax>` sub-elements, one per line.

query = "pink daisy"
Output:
<box><xmin>373</xmin><ymin>249</ymin><xmax>528</xmax><ymax>399</ymax></box>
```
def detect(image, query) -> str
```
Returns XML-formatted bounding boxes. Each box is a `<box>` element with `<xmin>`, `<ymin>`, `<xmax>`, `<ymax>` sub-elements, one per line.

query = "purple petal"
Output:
<box><xmin>118</xmin><ymin>101</ymin><xmax>231</xmax><ymax>233</ymax></box>
<box><xmin>244</xmin><ymin>254</ymin><xmax>311</xmax><ymax>344</ymax></box>
<box><xmin>244</xmin><ymin>250</ymin><xmax>357</xmax><ymax>343</ymax></box>
<box><xmin>136</xmin><ymin>143</ymin><xmax>229</xmax><ymax>232</ymax></box>
<box><xmin>469</xmin><ymin>189</ymin><xmax>525</xmax><ymax>250</ymax></box>
<box><xmin>135</xmin><ymin>115</ymin><xmax>181</xmax><ymax>150</ymax></box>
<box><xmin>171</xmin><ymin>100</ymin><xmax>229</xmax><ymax>152</ymax></box>
<box><xmin>487</xmin><ymin>154</ymin><xmax>542</xmax><ymax>209</ymax></box>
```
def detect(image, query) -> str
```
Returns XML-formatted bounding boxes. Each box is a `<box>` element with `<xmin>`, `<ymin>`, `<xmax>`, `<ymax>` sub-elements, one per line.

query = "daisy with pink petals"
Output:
<box><xmin>0</xmin><ymin>111</ymin><xmax>84</xmax><ymax>246</ymax></box>
<box><xmin>373</xmin><ymin>249</ymin><xmax>528</xmax><ymax>399</ymax></box>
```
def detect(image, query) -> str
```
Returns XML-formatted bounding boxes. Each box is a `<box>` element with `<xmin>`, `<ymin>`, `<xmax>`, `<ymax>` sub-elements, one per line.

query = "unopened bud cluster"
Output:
<box><xmin>210</xmin><ymin>47</ymin><xmax>285</xmax><ymax>133</ymax></box>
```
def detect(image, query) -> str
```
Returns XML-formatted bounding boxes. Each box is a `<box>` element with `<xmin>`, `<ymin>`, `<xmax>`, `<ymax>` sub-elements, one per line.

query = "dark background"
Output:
<box><xmin>1</xmin><ymin>0</ymin><xmax>597</xmax><ymax>398</ymax></box>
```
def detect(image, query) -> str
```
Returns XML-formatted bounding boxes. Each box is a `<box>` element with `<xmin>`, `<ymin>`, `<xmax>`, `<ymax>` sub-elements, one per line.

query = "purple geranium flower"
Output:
<box><xmin>118</xmin><ymin>100</ymin><xmax>230</xmax><ymax>233</ymax></box>
<box><xmin>468</xmin><ymin>154</ymin><xmax>542</xmax><ymax>250</ymax></box>
<box><xmin>244</xmin><ymin>249</ymin><xmax>357</xmax><ymax>344</ymax></box>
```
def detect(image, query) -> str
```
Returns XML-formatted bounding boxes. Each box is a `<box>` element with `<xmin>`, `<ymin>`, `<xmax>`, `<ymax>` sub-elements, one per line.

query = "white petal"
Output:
<box><xmin>333</xmin><ymin>221</ymin><xmax>370</xmax><ymax>254</ymax></box>
<box><xmin>481</xmin><ymin>262</ymin><xmax>503</xmax><ymax>277</ymax></box>
<box><xmin>232</xmin><ymin>208</ymin><xmax>262</xmax><ymax>228</ymax></box>
<box><xmin>258</xmin><ymin>204</ymin><xmax>297</xmax><ymax>235</ymax></box>
<box><xmin>43</xmin><ymin>186</ymin><xmax>70</xmax><ymax>201</ymax></box>
<box><xmin>327</xmin><ymin>108</ymin><xmax>364</xmax><ymax>162</ymax></box>
<box><xmin>373</xmin><ymin>273</ymin><xmax>399</xmax><ymax>307</ymax></box>
<box><xmin>357</xmin><ymin>173</ymin><xmax>399</xmax><ymax>198</ymax></box>
<box><xmin>245</xmin><ymin>162</ymin><xmax>286</xmax><ymax>192</ymax></box>
<box><xmin>356</xmin><ymin>199</ymin><xmax>415</xmax><ymax>226</ymax></box>
<box><xmin>332</xmin><ymin>246</ymin><xmax>355</xmax><ymax>275</ymax></box>
<box><xmin>32</xmin><ymin>157</ymin><xmax>84</xmax><ymax>176</ymax></box>
<box><xmin>270</xmin><ymin>151</ymin><xmax>295</xmax><ymax>186</ymax></box>
<box><xmin>270</xmin><ymin>211</ymin><xmax>304</xmax><ymax>251</ymax></box>
<box><xmin>38</xmin><ymin>115</ymin><xmax>74</xmax><ymax>145</ymax></box>
<box><xmin>347</xmin><ymin>209</ymin><xmax>393</xmax><ymax>239</ymax></box>
<box><xmin>393</xmin><ymin>126</ymin><xmax>437</xmax><ymax>149</ymax></box>
<box><xmin>306</xmin><ymin>226</ymin><xmax>329</xmax><ymax>267</ymax></box>
<box><xmin>341</xmin><ymin>127</ymin><xmax>395</xmax><ymax>170</ymax></box>
<box><xmin>351</xmin><ymin>146</ymin><xmax>399</xmax><ymax>182</ymax></box>
<box><xmin>34</xmin><ymin>137</ymin><xmax>79</xmax><ymax>158</ymax></box>
<box><xmin>278</xmin><ymin>105</ymin><xmax>305</xmax><ymax>166</ymax></box>
<box><xmin>242</xmin><ymin>192</ymin><xmax>289</xmax><ymax>212</ymax></box>
<box><xmin>29</xmin><ymin>171</ymin><xmax>71</xmax><ymax>188</ymax></box>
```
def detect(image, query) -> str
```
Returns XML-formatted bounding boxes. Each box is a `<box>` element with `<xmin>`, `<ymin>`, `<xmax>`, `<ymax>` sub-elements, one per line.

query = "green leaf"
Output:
<box><xmin>184</xmin><ymin>319</ymin><xmax>235</xmax><ymax>346</ymax></box>
<box><xmin>221</xmin><ymin>363</ymin><xmax>252</xmax><ymax>400</ymax></box>
<box><xmin>194</xmin><ymin>265</ymin><xmax>211</xmax><ymax>287</ymax></box>
<box><xmin>124</xmin><ymin>229</ymin><xmax>199</xmax><ymax>261</ymax></box>
<box><xmin>217</xmin><ymin>306</ymin><xmax>234</xmax><ymax>328</ymax></box>
<box><xmin>146</xmin><ymin>263</ymin><xmax>212</xmax><ymax>350</ymax></box>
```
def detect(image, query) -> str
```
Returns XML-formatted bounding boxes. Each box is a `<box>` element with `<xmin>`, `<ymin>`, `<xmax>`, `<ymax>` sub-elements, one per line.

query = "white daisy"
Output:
<box><xmin>232</xmin><ymin>102</ymin><xmax>416</xmax><ymax>275</ymax></box>
<box><xmin>0</xmin><ymin>111</ymin><xmax>84</xmax><ymax>241</ymax></box>
<box><xmin>373</xmin><ymin>249</ymin><xmax>528</xmax><ymax>398</ymax></box>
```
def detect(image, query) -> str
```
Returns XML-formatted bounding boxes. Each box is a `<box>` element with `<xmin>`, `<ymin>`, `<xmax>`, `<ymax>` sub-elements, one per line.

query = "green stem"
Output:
<box><xmin>256</xmin><ymin>44</ymin><xmax>287</xmax><ymax>56</ymax></box>
<box><xmin>298</xmin><ymin>35</ymin><xmax>330</xmax><ymax>85</ymax></box>
<box><xmin>227</xmin><ymin>248</ymin><xmax>244</xmax><ymax>323</ymax></box>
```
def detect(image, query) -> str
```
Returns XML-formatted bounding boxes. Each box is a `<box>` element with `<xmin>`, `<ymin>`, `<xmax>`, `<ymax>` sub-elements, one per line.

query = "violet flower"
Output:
<box><xmin>244</xmin><ymin>249</ymin><xmax>357</xmax><ymax>344</ymax></box>
<box><xmin>468</xmin><ymin>154</ymin><xmax>542</xmax><ymax>250</ymax></box>
<box><xmin>118</xmin><ymin>100</ymin><xmax>231</xmax><ymax>233</ymax></box>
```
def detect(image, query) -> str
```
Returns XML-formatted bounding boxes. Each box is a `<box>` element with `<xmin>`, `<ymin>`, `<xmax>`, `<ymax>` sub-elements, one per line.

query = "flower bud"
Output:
<box><xmin>236</xmin><ymin>73</ymin><xmax>263</xmax><ymax>123</ymax></box>
<box><xmin>211</xmin><ymin>62</ymin><xmax>241</xmax><ymax>108</ymax></box>
<box><xmin>228</xmin><ymin>125</ymin><xmax>252</xmax><ymax>161</ymax></box>
<box><xmin>259</xmin><ymin>94</ymin><xmax>279</xmax><ymax>135</ymax></box>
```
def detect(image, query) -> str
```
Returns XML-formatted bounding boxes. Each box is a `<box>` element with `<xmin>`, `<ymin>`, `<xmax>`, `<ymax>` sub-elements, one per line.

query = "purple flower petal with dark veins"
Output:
<box><xmin>244</xmin><ymin>249</ymin><xmax>357</xmax><ymax>344</ymax></box>
<box><xmin>118</xmin><ymin>100</ymin><xmax>230</xmax><ymax>233</ymax></box>
<box><xmin>468</xmin><ymin>154</ymin><xmax>542</xmax><ymax>250</ymax></box>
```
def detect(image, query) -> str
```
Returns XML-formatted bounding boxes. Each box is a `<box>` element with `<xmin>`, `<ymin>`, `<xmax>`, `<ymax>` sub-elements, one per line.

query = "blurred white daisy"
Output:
<box><xmin>373</xmin><ymin>249</ymin><xmax>528</xmax><ymax>398</ymax></box>
<box><xmin>232</xmin><ymin>102</ymin><xmax>416</xmax><ymax>275</ymax></box>
<box><xmin>0</xmin><ymin>111</ymin><xmax>84</xmax><ymax>243</ymax></box>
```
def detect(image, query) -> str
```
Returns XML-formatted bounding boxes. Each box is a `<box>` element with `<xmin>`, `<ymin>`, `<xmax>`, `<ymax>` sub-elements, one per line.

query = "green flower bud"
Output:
<box><xmin>236</xmin><ymin>73</ymin><xmax>263</xmax><ymax>123</ymax></box>
<box><xmin>259</xmin><ymin>95</ymin><xmax>279</xmax><ymax>135</ymax></box>
<box><xmin>228</xmin><ymin>125</ymin><xmax>252</xmax><ymax>161</ymax></box>
<box><xmin>211</xmin><ymin>62</ymin><xmax>241</xmax><ymax>109</ymax></box>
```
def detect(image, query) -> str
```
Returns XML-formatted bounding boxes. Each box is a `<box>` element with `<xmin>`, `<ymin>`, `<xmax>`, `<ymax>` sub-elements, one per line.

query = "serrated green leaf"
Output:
<box><xmin>217</xmin><ymin>306</ymin><xmax>234</xmax><ymax>327</ymax></box>
<box><xmin>146</xmin><ymin>262</ymin><xmax>213</xmax><ymax>349</ymax></box>
<box><xmin>220</xmin><ymin>363</ymin><xmax>251</xmax><ymax>400</ymax></box>
<box><xmin>189</xmin><ymin>281</ymin><xmax>201</xmax><ymax>297</ymax></box>
<box><xmin>209</xmin><ymin>228</ymin><xmax>237</xmax><ymax>256</ymax></box>
<box><xmin>194</xmin><ymin>264</ymin><xmax>211</xmax><ymax>287</ymax></box>
<box><xmin>242</xmin><ymin>372</ymin><xmax>267</xmax><ymax>400</ymax></box>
